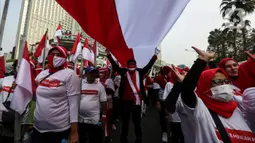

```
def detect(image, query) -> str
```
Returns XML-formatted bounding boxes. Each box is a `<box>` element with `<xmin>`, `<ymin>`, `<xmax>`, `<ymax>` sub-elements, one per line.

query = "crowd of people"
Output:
<box><xmin>0</xmin><ymin>45</ymin><xmax>255</xmax><ymax>143</ymax></box>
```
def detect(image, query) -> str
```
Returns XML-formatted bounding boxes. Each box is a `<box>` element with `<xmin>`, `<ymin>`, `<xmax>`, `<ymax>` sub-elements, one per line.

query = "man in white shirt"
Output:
<box><xmin>79</xmin><ymin>66</ymin><xmax>107</xmax><ymax>143</ymax></box>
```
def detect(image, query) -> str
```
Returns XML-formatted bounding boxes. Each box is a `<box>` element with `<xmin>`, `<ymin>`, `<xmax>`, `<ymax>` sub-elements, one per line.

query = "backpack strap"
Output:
<box><xmin>209</xmin><ymin>109</ymin><xmax>232</xmax><ymax>143</ymax></box>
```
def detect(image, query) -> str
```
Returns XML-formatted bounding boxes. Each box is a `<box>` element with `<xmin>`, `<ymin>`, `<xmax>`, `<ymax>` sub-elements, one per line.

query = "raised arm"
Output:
<box><xmin>141</xmin><ymin>55</ymin><xmax>157</xmax><ymax>75</ymax></box>
<box><xmin>181</xmin><ymin>47</ymin><xmax>215</xmax><ymax>108</ymax></box>
<box><xmin>106</xmin><ymin>50</ymin><xmax>125</xmax><ymax>75</ymax></box>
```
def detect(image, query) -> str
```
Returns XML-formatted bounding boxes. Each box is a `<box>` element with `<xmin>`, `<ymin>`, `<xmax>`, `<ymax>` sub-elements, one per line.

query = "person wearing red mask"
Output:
<box><xmin>106</xmin><ymin>49</ymin><xmax>158</xmax><ymax>143</ymax></box>
<box><xmin>31</xmin><ymin>46</ymin><xmax>80</xmax><ymax>143</ymax></box>
<box><xmin>173</xmin><ymin>47</ymin><xmax>255</xmax><ymax>143</ymax></box>
<box><xmin>218</xmin><ymin>52</ymin><xmax>255</xmax><ymax>93</ymax></box>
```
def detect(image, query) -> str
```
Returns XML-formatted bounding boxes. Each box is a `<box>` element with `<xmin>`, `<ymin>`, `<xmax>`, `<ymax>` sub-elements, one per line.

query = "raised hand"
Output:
<box><xmin>244</xmin><ymin>51</ymin><xmax>255</xmax><ymax>60</ymax></box>
<box><xmin>171</xmin><ymin>64</ymin><xmax>184</xmax><ymax>83</ymax></box>
<box><xmin>191</xmin><ymin>46</ymin><xmax>215</xmax><ymax>62</ymax></box>
<box><xmin>154</xmin><ymin>48</ymin><xmax>160</xmax><ymax>56</ymax></box>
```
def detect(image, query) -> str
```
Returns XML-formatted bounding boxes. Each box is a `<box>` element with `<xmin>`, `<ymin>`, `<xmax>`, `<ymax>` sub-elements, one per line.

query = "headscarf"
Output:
<box><xmin>218</xmin><ymin>58</ymin><xmax>238</xmax><ymax>69</ymax></box>
<box><xmin>48</xmin><ymin>46</ymin><xmax>68</xmax><ymax>73</ymax></box>
<box><xmin>99</xmin><ymin>67</ymin><xmax>110</xmax><ymax>85</ymax></box>
<box><xmin>195</xmin><ymin>68</ymin><xmax>238</xmax><ymax>118</ymax></box>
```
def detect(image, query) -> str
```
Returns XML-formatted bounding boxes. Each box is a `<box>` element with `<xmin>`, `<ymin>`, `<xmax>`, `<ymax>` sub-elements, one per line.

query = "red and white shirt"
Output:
<box><xmin>0</xmin><ymin>76</ymin><xmax>15</xmax><ymax>103</ymax></box>
<box><xmin>34</xmin><ymin>69</ymin><xmax>80</xmax><ymax>133</ymax></box>
<box><xmin>79</xmin><ymin>79</ymin><xmax>107</xmax><ymax>125</ymax></box>
<box><xmin>176</xmin><ymin>96</ymin><xmax>255</xmax><ymax>143</ymax></box>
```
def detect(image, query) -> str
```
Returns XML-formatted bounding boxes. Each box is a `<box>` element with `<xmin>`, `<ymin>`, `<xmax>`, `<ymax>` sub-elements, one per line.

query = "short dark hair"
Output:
<box><xmin>127</xmin><ymin>59</ymin><xmax>136</xmax><ymax>65</ymax></box>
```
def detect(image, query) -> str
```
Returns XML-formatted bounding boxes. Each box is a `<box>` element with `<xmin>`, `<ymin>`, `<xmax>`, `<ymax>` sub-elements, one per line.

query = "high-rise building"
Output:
<box><xmin>15</xmin><ymin>0</ymin><xmax>82</xmax><ymax>57</ymax></box>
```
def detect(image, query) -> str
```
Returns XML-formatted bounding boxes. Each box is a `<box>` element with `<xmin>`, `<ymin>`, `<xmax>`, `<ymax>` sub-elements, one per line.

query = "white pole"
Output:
<box><xmin>0</xmin><ymin>0</ymin><xmax>10</xmax><ymax>48</ymax></box>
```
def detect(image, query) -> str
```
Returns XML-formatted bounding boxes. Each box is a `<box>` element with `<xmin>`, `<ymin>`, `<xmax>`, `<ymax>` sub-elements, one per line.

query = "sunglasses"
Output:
<box><xmin>211</xmin><ymin>79</ymin><xmax>232</xmax><ymax>86</ymax></box>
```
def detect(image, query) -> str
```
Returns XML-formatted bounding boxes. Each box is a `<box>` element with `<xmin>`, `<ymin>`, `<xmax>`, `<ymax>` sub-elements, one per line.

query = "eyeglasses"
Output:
<box><xmin>211</xmin><ymin>79</ymin><xmax>232</xmax><ymax>86</ymax></box>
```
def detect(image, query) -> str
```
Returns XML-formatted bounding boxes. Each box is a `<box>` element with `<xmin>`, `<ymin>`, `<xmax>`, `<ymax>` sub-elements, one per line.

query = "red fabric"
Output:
<box><xmin>24</xmin><ymin>41</ymin><xmax>37</xmax><ymax>96</ymax></box>
<box><xmin>34</xmin><ymin>32</ymin><xmax>47</xmax><ymax>58</ymax></box>
<box><xmin>92</xmin><ymin>40</ymin><xmax>97</xmax><ymax>55</ymax></box>
<box><xmin>123</xmin><ymin>71</ymin><xmax>137</xmax><ymax>101</ymax></box>
<box><xmin>0</xmin><ymin>55</ymin><xmax>5</xmax><ymax>78</ymax></box>
<box><xmin>56</xmin><ymin>0</ymin><xmax>134</xmax><ymax>67</ymax></box>
<box><xmin>71</xmin><ymin>33</ymin><xmax>81</xmax><ymax>55</ymax></box>
<box><xmin>169</xmin><ymin>67</ymin><xmax>181</xmax><ymax>84</ymax></box>
<box><xmin>154</xmin><ymin>75</ymin><xmax>169</xmax><ymax>89</ymax></box>
<box><xmin>35</xmin><ymin>65</ymin><xmax>43</xmax><ymax>77</ymax></box>
<box><xmin>195</xmin><ymin>68</ymin><xmax>238</xmax><ymax>118</ymax></box>
<box><xmin>49</xmin><ymin>46</ymin><xmax>68</xmax><ymax>58</ymax></box>
<box><xmin>161</xmin><ymin>66</ymin><xmax>171</xmax><ymax>75</ymax></box>
<box><xmin>218</xmin><ymin>58</ymin><xmax>238</xmax><ymax>69</ymax></box>
<box><xmin>219</xmin><ymin>58</ymin><xmax>255</xmax><ymax>92</ymax></box>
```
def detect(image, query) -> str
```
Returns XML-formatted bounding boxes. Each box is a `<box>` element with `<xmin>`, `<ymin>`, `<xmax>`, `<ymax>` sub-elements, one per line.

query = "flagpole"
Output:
<box><xmin>42</xmin><ymin>29</ymin><xmax>48</xmax><ymax>69</ymax></box>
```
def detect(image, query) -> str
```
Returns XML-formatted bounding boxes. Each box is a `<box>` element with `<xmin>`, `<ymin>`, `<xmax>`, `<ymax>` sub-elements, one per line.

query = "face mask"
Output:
<box><xmin>127</xmin><ymin>64</ymin><xmax>136</xmax><ymax>71</ymax></box>
<box><xmin>210</xmin><ymin>84</ymin><xmax>234</xmax><ymax>102</ymax></box>
<box><xmin>48</xmin><ymin>55</ymin><xmax>66</xmax><ymax>68</ymax></box>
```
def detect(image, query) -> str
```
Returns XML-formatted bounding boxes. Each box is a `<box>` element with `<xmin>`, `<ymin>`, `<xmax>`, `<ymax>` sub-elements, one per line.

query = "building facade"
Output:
<box><xmin>15</xmin><ymin>0</ymin><xmax>82</xmax><ymax>57</ymax></box>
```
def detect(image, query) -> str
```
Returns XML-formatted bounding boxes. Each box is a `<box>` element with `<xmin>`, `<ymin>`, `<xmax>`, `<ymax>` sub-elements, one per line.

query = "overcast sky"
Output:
<box><xmin>1</xmin><ymin>0</ymin><xmax>255</xmax><ymax>67</ymax></box>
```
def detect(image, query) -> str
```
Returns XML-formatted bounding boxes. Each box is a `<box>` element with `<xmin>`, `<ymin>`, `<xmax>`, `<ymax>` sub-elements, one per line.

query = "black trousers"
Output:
<box><xmin>147</xmin><ymin>87</ymin><xmax>154</xmax><ymax>106</ymax></box>
<box><xmin>159</xmin><ymin>101</ymin><xmax>167</xmax><ymax>133</ymax></box>
<box><xmin>78</xmin><ymin>123</ymin><xmax>102</xmax><ymax>143</ymax></box>
<box><xmin>120</xmin><ymin>100</ymin><xmax>142</xmax><ymax>143</ymax></box>
<box><xmin>31</xmin><ymin>128</ymin><xmax>70</xmax><ymax>143</ymax></box>
<box><xmin>171</xmin><ymin>122</ymin><xmax>184</xmax><ymax>143</ymax></box>
<box><xmin>112</xmin><ymin>97</ymin><xmax>120</xmax><ymax>123</ymax></box>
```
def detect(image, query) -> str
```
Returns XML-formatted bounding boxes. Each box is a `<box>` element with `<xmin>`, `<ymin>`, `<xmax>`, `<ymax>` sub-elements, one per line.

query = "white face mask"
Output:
<box><xmin>128</xmin><ymin>68</ymin><xmax>136</xmax><ymax>71</ymax></box>
<box><xmin>210</xmin><ymin>84</ymin><xmax>234</xmax><ymax>102</ymax></box>
<box><xmin>53</xmin><ymin>56</ymin><xmax>66</xmax><ymax>68</ymax></box>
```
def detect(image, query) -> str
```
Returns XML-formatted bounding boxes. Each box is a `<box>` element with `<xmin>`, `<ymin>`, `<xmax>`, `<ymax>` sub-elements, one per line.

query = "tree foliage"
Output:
<box><xmin>207</xmin><ymin>0</ymin><xmax>255</xmax><ymax>63</ymax></box>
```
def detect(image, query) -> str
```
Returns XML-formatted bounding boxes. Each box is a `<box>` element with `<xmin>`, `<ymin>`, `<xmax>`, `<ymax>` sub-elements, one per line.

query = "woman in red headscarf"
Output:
<box><xmin>173</xmin><ymin>47</ymin><xmax>255</xmax><ymax>143</ymax></box>
<box><xmin>218</xmin><ymin>52</ymin><xmax>255</xmax><ymax>93</ymax></box>
<box><xmin>31</xmin><ymin>46</ymin><xmax>80</xmax><ymax>143</ymax></box>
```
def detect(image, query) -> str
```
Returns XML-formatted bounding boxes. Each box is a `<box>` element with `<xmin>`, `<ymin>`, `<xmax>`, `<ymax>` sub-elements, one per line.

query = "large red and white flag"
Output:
<box><xmin>11</xmin><ymin>41</ymin><xmax>35</xmax><ymax>114</ymax></box>
<box><xmin>56</xmin><ymin>0</ymin><xmax>190</xmax><ymax>67</ymax></box>
<box><xmin>34</xmin><ymin>31</ymin><xmax>49</xmax><ymax>63</ymax></box>
<box><xmin>70</xmin><ymin>33</ymin><xmax>82</xmax><ymax>62</ymax></box>
<box><xmin>54</xmin><ymin>24</ymin><xmax>63</xmax><ymax>43</ymax></box>
<box><xmin>82</xmin><ymin>38</ymin><xmax>94</xmax><ymax>65</ymax></box>
<box><xmin>0</xmin><ymin>52</ymin><xmax>5</xmax><ymax>78</ymax></box>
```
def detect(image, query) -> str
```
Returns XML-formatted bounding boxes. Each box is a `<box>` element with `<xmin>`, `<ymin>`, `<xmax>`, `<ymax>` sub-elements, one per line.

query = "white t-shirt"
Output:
<box><xmin>0</xmin><ymin>76</ymin><xmax>15</xmax><ymax>103</ymax></box>
<box><xmin>163</xmin><ymin>82</ymin><xmax>181</xmax><ymax>122</ymax></box>
<box><xmin>79</xmin><ymin>79</ymin><xmax>107</xmax><ymax>125</ymax></box>
<box><xmin>114</xmin><ymin>75</ymin><xmax>121</xmax><ymax>98</ymax></box>
<box><xmin>105</xmin><ymin>78</ymin><xmax>115</xmax><ymax>109</ymax></box>
<box><xmin>243</xmin><ymin>87</ymin><xmax>255</xmax><ymax>133</ymax></box>
<box><xmin>34</xmin><ymin>69</ymin><xmax>80</xmax><ymax>133</ymax></box>
<box><xmin>153</xmin><ymin>82</ymin><xmax>160</xmax><ymax>89</ymax></box>
<box><xmin>176</xmin><ymin>96</ymin><xmax>255</xmax><ymax>143</ymax></box>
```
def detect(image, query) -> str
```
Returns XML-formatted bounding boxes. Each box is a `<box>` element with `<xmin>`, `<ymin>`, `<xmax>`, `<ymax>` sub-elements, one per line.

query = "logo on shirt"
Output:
<box><xmin>2</xmin><ymin>86</ymin><xmax>14</xmax><ymax>93</ymax></box>
<box><xmin>216</xmin><ymin>128</ymin><xmax>255</xmax><ymax>143</ymax></box>
<box><xmin>40</xmin><ymin>80</ymin><xmax>63</xmax><ymax>88</ymax></box>
<box><xmin>81</xmin><ymin>90</ymin><xmax>98</xmax><ymax>95</ymax></box>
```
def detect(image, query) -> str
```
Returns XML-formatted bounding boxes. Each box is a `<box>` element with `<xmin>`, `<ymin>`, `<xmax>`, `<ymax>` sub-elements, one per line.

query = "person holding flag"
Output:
<box><xmin>106</xmin><ymin>48</ymin><xmax>159</xmax><ymax>143</ymax></box>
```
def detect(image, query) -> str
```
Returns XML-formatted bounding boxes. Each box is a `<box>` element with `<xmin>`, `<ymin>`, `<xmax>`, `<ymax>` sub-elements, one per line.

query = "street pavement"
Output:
<box><xmin>111</xmin><ymin>107</ymin><xmax>171</xmax><ymax>143</ymax></box>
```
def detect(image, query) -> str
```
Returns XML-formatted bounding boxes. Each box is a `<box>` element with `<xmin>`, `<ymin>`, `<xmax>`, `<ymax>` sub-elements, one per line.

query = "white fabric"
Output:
<box><xmin>115</xmin><ymin>0</ymin><xmax>190</xmax><ymax>67</ymax></box>
<box><xmin>79</xmin><ymin>79</ymin><xmax>107</xmax><ymax>125</ymax></box>
<box><xmin>153</xmin><ymin>82</ymin><xmax>160</xmax><ymax>89</ymax></box>
<box><xmin>0</xmin><ymin>76</ymin><xmax>15</xmax><ymax>103</ymax></box>
<box><xmin>163</xmin><ymin>82</ymin><xmax>181</xmax><ymax>122</ymax></box>
<box><xmin>71</xmin><ymin>42</ymin><xmax>82</xmax><ymax>62</ymax></box>
<box><xmin>210</xmin><ymin>84</ymin><xmax>234</xmax><ymax>102</ymax></box>
<box><xmin>82</xmin><ymin>47</ymin><xmax>94</xmax><ymax>64</ymax></box>
<box><xmin>34</xmin><ymin>69</ymin><xmax>80</xmax><ymax>132</ymax></box>
<box><xmin>243</xmin><ymin>87</ymin><xmax>255</xmax><ymax>133</ymax></box>
<box><xmin>105</xmin><ymin>78</ymin><xmax>115</xmax><ymax>109</ymax></box>
<box><xmin>10</xmin><ymin>58</ymin><xmax>33</xmax><ymax>114</ymax></box>
<box><xmin>53</xmin><ymin>56</ymin><xmax>66</xmax><ymax>68</ymax></box>
<box><xmin>37</xmin><ymin>39</ymin><xmax>50</xmax><ymax>63</ymax></box>
<box><xmin>176</xmin><ymin>96</ymin><xmax>255</xmax><ymax>143</ymax></box>
<box><xmin>54</xmin><ymin>29</ymin><xmax>62</xmax><ymax>43</ymax></box>
<box><xmin>114</xmin><ymin>75</ymin><xmax>121</xmax><ymax>97</ymax></box>
<box><xmin>127</xmin><ymin>71</ymin><xmax>141</xmax><ymax>105</ymax></box>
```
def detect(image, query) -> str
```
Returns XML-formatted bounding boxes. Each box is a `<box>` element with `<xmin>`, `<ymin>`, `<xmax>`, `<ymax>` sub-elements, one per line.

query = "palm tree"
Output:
<box><xmin>220</xmin><ymin>0</ymin><xmax>255</xmax><ymax>59</ymax></box>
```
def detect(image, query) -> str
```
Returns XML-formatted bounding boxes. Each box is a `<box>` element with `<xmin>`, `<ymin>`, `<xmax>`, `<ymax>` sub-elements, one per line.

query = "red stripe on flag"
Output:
<box><xmin>56</xmin><ymin>0</ymin><xmax>134</xmax><ymax>66</ymax></box>
<box><xmin>34</xmin><ymin>32</ymin><xmax>47</xmax><ymax>58</ymax></box>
